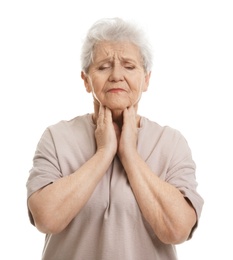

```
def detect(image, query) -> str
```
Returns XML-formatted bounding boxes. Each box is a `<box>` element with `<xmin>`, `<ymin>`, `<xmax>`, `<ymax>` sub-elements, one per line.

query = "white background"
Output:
<box><xmin>1</xmin><ymin>0</ymin><xmax>232</xmax><ymax>259</ymax></box>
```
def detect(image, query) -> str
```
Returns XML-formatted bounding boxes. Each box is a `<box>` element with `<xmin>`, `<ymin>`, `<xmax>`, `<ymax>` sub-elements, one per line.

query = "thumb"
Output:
<box><xmin>113</xmin><ymin>122</ymin><xmax>121</xmax><ymax>143</ymax></box>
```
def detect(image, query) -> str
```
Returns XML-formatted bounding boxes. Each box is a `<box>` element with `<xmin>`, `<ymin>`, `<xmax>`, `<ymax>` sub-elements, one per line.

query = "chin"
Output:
<box><xmin>108</xmin><ymin>105</ymin><xmax>128</xmax><ymax>112</ymax></box>
<box><xmin>102</xmin><ymin>101</ymin><xmax>122</xmax><ymax>108</ymax></box>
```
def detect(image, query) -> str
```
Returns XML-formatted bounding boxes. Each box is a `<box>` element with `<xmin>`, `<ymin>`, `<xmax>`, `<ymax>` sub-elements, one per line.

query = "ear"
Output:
<box><xmin>81</xmin><ymin>71</ymin><xmax>92</xmax><ymax>93</ymax></box>
<box><xmin>143</xmin><ymin>71</ymin><xmax>151</xmax><ymax>92</ymax></box>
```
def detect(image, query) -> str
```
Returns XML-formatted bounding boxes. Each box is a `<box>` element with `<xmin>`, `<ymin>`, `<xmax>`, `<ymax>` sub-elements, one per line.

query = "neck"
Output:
<box><xmin>92</xmin><ymin>104</ymin><xmax>123</xmax><ymax>128</ymax></box>
<box><xmin>92</xmin><ymin>102</ymin><xmax>141</xmax><ymax>128</ymax></box>
<box><xmin>111</xmin><ymin>109</ymin><xmax>124</xmax><ymax>128</ymax></box>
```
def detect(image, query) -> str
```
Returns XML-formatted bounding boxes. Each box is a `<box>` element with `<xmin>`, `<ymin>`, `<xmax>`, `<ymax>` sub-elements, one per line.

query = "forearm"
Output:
<box><xmin>120</xmin><ymin>151</ymin><xmax>197</xmax><ymax>244</ymax></box>
<box><xmin>28</xmin><ymin>149</ymin><xmax>114</xmax><ymax>234</ymax></box>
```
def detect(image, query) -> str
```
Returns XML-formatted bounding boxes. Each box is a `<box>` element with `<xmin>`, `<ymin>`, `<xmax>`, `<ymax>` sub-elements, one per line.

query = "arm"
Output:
<box><xmin>117</xmin><ymin>107</ymin><xmax>197</xmax><ymax>245</ymax></box>
<box><xmin>28</xmin><ymin>106</ymin><xmax>117</xmax><ymax>234</ymax></box>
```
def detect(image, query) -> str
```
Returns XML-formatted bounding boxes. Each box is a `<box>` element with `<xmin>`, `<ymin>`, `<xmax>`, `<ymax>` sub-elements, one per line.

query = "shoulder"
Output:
<box><xmin>140</xmin><ymin>116</ymin><xmax>183</xmax><ymax>140</ymax></box>
<box><xmin>44</xmin><ymin>114</ymin><xmax>93</xmax><ymax>136</ymax></box>
<box><xmin>139</xmin><ymin>116</ymin><xmax>191</xmax><ymax>154</ymax></box>
<box><xmin>49</xmin><ymin>114</ymin><xmax>93</xmax><ymax>130</ymax></box>
<box><xmin>38</xmin><ymin>114</ymin><xmax>94</xmax><ymax>144</ymax></box>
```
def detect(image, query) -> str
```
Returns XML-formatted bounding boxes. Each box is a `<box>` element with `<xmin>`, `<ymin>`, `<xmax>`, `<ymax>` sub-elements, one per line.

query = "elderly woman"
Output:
<box><xmin>26</xmin><ymin>17</ymin><xmax>204</xmax><ymax>260</ymax></box>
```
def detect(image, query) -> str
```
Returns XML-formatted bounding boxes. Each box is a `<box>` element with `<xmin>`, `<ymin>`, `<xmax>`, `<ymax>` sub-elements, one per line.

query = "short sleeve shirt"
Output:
<box><xmin>26</xmin><ymin>114</ymin><xmax>204</xmax><ymax>260</ymax></box>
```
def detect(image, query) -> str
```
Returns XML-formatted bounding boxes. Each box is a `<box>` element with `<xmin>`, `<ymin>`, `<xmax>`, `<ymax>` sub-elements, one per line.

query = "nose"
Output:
<box><xmin>108</xmin><ymin>64</ymin><xmax>124</xmax><ymax>82</ymax></box>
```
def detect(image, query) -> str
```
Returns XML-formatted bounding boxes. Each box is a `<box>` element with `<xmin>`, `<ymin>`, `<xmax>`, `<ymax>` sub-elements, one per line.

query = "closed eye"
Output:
<box><xmin>99</xmin><ymin>65</ymin><xmax>111</xmax><ymax>70</ymax></box>
<box><xmin>125</xmin><ymin>66</ymin><xmax>135</xmax><ymax>70</ymax></box>
<box><xmin>98</xmin><ymin>62</ymin><xmax>112</xmax><ymax>70</ymax></box>
<box><xmin>123</xmin><ymin>62</ymin><xmax>135</xmax><ymax>70</ymax></box>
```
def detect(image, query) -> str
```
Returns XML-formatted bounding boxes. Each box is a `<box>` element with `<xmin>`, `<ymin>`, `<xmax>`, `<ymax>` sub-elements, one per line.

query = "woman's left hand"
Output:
<box><xmin>117</xmin><ymin>106</ymin><xmax>138</xmax><ymax>159</ymax></box>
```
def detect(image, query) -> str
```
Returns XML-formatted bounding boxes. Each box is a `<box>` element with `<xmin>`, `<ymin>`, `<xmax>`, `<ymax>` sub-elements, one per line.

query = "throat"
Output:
<box><xmin>111</xmin><ymin>110</ymin><xmax>123</xmax><ymax>128</ymax></box>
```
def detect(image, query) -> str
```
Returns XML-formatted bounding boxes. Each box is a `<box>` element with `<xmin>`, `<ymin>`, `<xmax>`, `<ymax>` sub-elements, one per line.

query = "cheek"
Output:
<box><xmin>90</xmin><ymin>80</ymin><xmax>105</xmax><ymax>100</ymax></box>
<box><xmin>132</xmin><ymin>79</ymin><xmax>144</xmax><ymax>93</ymax></box>
<box><xmin>91</xmin><ymin>83</ymin><xmax>101</xmax><ymax>95</ymax></box>
<box><xmin>91</xmin><ymin>75</ymin><xmax>104</xmax><ymax>89</ymax></box>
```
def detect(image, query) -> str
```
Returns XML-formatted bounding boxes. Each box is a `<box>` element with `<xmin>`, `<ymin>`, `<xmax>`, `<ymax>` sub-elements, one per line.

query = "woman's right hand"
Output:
<box><xmin>95</xmin><ymin>105</ymin><xmax>118</xmax><ymax>158</ymax></box>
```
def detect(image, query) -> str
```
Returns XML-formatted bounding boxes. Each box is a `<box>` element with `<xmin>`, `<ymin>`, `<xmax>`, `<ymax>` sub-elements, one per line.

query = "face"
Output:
<box><xmin>82</xmin><ymin>41</ymin><xmax>151</xmax><ymax>110</ymax></box>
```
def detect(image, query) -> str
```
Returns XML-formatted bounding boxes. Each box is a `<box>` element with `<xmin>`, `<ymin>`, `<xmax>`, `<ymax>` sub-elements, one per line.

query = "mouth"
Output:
<box><xmin>107</xmin><ymin>88</ymin><xmax>126</xmax><ymax>93</ymax></box>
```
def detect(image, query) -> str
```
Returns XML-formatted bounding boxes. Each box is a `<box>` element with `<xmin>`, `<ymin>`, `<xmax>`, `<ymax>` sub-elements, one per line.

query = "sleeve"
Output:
<box><xmin>26</xmin><ymin>127</ymin><xmax>63</xmax><ymax>225</ymax></box>
<box><xmin>165</xmin><ymin>132</ymin><xmax>204</xmax><ymax>239</ymax></box>
<box><xmin>26</xmin><ymin>127</ymin><xmax>62</xmax><ymax>199</ymax></box>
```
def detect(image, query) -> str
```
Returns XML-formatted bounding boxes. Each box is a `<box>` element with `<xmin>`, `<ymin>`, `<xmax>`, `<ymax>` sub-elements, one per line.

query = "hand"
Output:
<box><xmin>95</xmin><ymin>105</ymin><xmax>118</xmax><ymax>158</ymax></box>
<box><xmin>117</xmin><ymin>106</ymin><xmax>138</xmax><ymax>160</ymax></box>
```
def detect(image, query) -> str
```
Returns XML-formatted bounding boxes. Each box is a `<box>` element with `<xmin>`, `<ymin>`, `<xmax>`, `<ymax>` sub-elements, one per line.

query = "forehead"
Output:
<box><xmin>93</xmin><ymin>41</ymin><xmax>142</xmax><ymax>63</ymax></box>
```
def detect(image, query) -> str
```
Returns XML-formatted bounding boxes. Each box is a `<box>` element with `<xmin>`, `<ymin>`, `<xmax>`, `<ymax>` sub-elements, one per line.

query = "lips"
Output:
<box><xmin>107</xmin><ymin>88</ymin><xmax>126</xmax><ymax>93</ymax></box>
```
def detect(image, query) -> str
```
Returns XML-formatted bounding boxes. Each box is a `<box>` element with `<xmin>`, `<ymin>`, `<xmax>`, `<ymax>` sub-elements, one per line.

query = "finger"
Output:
<box><xmin>113</xmin><ymin>122</ymin><xmax>120</xmax><ymax>142</ymax></box>
<box><xmin>105</xmin><ymin>107</ymin><xmax>113</xmax><ymax>123</ymax></box>
<box><xmin>97</xmin><ymin>104</ymin><xmax>104</xmax><ymax>125</ymax></box>
<box><xmin>127</xmin><ymin>105</ymin><xmax>135</xmax><ymax>116</ymax></box>
<box><xmin>123</xmin><ymin>106</ymin><xmax>136</xmax><ymax>126</ymax></box>
<box><xmin>123</xmin><ymin>106</ymin><xmax>132</xmax><ymax>120</ymax></box>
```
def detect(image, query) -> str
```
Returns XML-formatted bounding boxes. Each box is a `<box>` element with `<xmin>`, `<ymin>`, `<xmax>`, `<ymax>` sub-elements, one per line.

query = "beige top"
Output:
<box><xmin>27</xmin><ymin>114</ymin><xmax>204</xmax><ymax>260</ymax></box>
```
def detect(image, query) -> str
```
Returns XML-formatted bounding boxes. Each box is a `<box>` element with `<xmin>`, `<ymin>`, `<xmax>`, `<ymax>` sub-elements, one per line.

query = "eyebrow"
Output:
<box><xmin>94</xmin><ymin>57</ymin><xmax>138</xmax><ymax>65</ymax></box>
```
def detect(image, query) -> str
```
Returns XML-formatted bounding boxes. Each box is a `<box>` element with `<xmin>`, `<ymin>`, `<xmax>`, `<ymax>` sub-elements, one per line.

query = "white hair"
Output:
<box><xmin>80</xmin><ymin>17</ymin><xmax>153</xmax><ymax>73</ymax></box>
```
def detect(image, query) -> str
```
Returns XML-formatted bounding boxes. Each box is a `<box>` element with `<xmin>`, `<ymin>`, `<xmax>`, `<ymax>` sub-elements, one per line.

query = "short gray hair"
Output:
<box><xmin>80</xmin><ymin>17</ymin><xmax>153</xmax><ymax>73</ymax></box>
